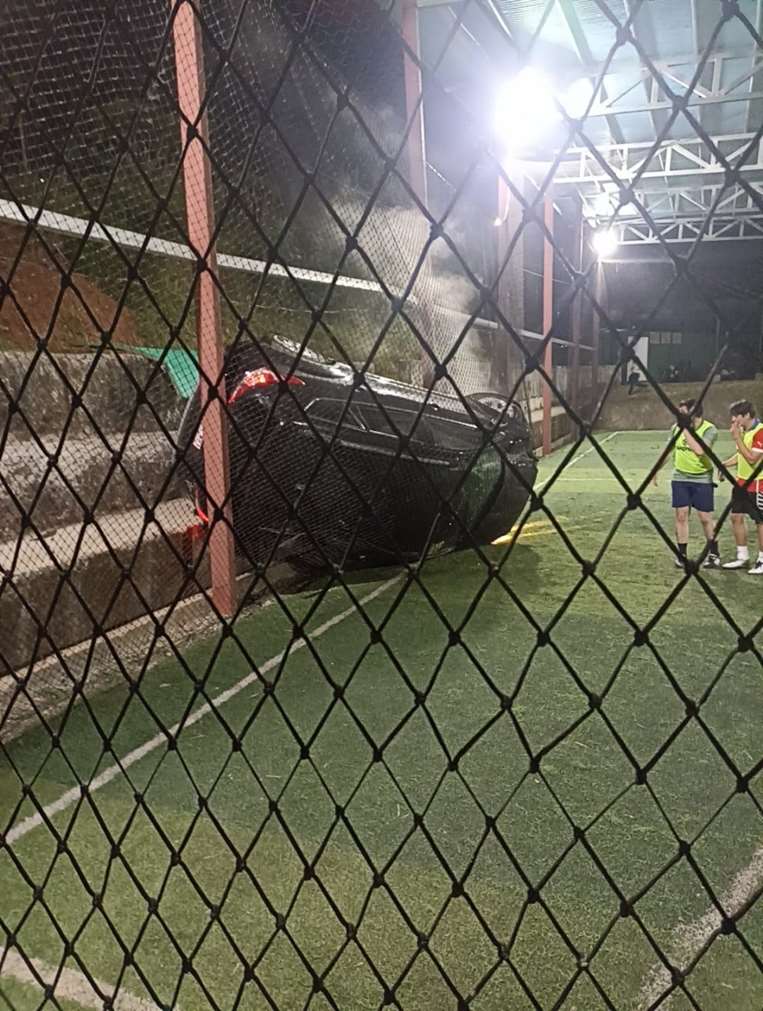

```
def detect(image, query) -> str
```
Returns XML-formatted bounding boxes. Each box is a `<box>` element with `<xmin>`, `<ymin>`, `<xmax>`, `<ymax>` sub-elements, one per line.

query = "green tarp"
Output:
<box><xmin>94</xmin><ymin>344</ymin><xmax>200</xmax><ymax>399</ymax></box>
<box><xmin>132</xmin><ymin>346</ymin><xmax>199</xmax><ymax>399</ymax></box>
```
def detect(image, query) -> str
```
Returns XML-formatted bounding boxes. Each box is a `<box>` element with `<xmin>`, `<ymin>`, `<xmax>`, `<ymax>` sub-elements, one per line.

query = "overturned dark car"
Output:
<box><xmin>177</xmin><ymin>337</ymin><xmax>537</xmax><ymax>571</ymax></box>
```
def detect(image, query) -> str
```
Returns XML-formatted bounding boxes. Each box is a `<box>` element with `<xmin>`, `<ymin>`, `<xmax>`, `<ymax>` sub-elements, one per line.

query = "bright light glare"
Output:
<box><xmin>494</xmin><ymin>67</ymin><xmax>560</xmax><ymax>152</ymax></box>
<box><xmin>592</xmin><ymin>228</ymin><xmax>618</xmax><ymax>258</ymax></box>
<box><xmin>592</xmin><ymin>191</ymin><xmax>615</xmax><ymax>217</ymax></box>
<box><xmin>563</xmin><ymin>77</ymin><xmax>595</xmax><ymax>118</ymax></box>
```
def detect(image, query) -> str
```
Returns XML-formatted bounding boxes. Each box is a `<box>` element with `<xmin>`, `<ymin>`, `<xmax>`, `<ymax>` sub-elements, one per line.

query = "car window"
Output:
<box><xmin>305</xmin><ymin>398</ymin><xmax>365</xmax><ymax>431</ymax></box>
<box><xmin>423</xmin><ymin>412</ymin><xmax>482</xmax><ymax>450</ymax></box>
<box><xmin>359</xmin><ymin>406</ymin><xmax>433</xmax><ymax>439</ymax></box>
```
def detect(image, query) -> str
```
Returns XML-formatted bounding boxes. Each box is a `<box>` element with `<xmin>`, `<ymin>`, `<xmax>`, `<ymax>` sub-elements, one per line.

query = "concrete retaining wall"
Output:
<box><xmin>0</xmin><ymin>349</ymin><xmax>184</xmax><ymax>438</ymax></box>
<box><xmin>0</xmin><ymin>501</ymin><xmax>198</xmax><ymax>671</ymax></box>
<box><xmin>1</xmin><ymin>350</ymin><xmax>192</xmax><ymax>673</ymax></box>
<box><xmin>596</xmin><ymin>377</ymin><xmax>763</xmax><ymax>431</ymax></box>
<box><xmin>523</xmin><ymin>366</ymin><xmax>618</xmax><ymax>451</ymax></box>
<box><xmin>0</xmin><ymin>431</ymin><xmax>184</xmax><ymax>541</ymax></box>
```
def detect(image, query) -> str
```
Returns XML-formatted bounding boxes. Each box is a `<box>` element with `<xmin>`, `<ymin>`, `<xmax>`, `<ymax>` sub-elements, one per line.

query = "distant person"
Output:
<box><xmin>652</xmin><ymin>399</ymin><xmax>720</xmax><ymax>568</ymax></box>
<box><xmin>719</xmin><ymin>400</ymin><xmax>763</xmax><ymax>573</ymax></box>
<box><xmin>627</xmin><ymin>364</ymin><xmax>645</xmax><ymax>395</ymax></box>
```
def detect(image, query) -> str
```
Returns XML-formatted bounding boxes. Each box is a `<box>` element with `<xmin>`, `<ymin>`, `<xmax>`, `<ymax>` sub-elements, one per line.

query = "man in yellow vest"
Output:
<box><xmin>720</xmin><ymin>400</ymin><xmax>763</xmax><ymax>573</ymax></box>
<box><xmin>653</xmin><ymin>399</ymin><xmax>720</xmax><ymax>568</ymax></box>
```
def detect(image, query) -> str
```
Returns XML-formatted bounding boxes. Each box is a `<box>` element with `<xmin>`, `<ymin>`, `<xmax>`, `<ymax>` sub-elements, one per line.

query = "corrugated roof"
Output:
<box><xmin>422</xmin><ymin>0</ymin><xmax>763</xmax><ymax>227</ymax></box>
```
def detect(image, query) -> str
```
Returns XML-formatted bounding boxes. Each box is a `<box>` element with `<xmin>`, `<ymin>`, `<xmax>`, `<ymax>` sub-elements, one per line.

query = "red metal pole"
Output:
<box><xmin>496</xmin><ymin>174</ymin><xmax>510</xmax><ymax>392</ymax></box>
<box><xmin>542</xmin><ymin>195</ymin><xmax>554</xmax><ymax>457</ymax></box>
<box><xmin>401</xmin><ymin>0</ymin><xmax>428</xmax><ymax>207</ymax></box>
<box><xmin>172</xmin><ymin>0</ymin><xmax>236</xmax><ymax>616</ymax></box>
<box><xmin>593</xmin><ymin>261</ymin><xmax>604</xmax><ymax>397</ymax></box>
<box><xmin>569</xmin><ymin>201</ymin><xmax>583</xmax><ymax>417</ymax></box>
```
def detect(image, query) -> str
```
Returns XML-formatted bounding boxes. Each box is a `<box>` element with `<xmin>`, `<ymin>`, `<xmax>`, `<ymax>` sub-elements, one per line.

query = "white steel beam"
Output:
<box><xmin>558</xmin><ymin>0</ymin><xmax>625</xmax><ymax>144</ymax></box>
<box><xmin>574</xmin><ymin>45</ymin><xmax>763</xmax><ymax>121</ymax></box>
<box><xmin>614</xmin><ymin>214</ymin><xmax>763</xmax><ymax>243</ymax></box>
<box><xmin>584</xmin><ymin>89</ymin><xmax>763</xmax><ymax>118</ymax></box>
<box><xmin>554</xmin><ymin>133</ymin><xmax>763</xmax><ymax>191</ymax></box>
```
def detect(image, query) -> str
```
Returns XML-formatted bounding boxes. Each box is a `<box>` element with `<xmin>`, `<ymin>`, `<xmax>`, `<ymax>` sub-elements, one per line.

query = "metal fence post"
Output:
<box><xmin>542</xmin><ymin>194</ymin><xmax>554</xmax><ymax>456</ymax></box>
<box><xmin>171</xmin><ymin>0</ymin><xmax>237</xmax><ymax>616</ymax></box>
<box><xmin>495</xmin><ymin>171</ymin><xmax>526</xmax><ymax>398</ymax></box>
<box><xmin>593</xmin><ymin>260</ymin><xmax>605</xmax><ymax>400</ymax></box>
<box><xmin>569</xmin><ymin>199</ymin><xmax>584</xmax><ymax>417</ymax></box>
<box><xmin>401</xmin><ymin>0</ymin><xmax>428</xmax><ymax>207</ymax></box>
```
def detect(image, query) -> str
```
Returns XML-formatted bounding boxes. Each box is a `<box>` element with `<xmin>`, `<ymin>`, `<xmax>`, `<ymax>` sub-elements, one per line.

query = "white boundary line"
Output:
<box><xmin>0</xmin><ymin>199</ymin><xmax>505</xmax><ymax>332</ymax></box>
<box><xmin>535</xmin><ymin>431</ymin><xmax>620</xmax><ymax>492</ymax></box>
<box><xmin>0</xmin><ymin>948</ymin><xmax>160</xmax><ymax>1011</ymax></box>
<box><xmin>638</xmin><ymin>845</ymin><xmax>763</xmax><ymax>1009</ymax></box>
<box><xmin>6</xmin><ymin>576</ymin><xmax>400</xmax><ymax>846</ymax></box>
<box><xmin>0</xmin><ymin>199</ymin><xmax>383</xmax><ymax>293</ymax></box>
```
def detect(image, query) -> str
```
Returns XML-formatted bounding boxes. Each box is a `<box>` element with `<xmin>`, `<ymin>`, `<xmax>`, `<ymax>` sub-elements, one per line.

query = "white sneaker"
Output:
<box><xmin>702</xmin><ymin>554</ymin><xmax>721</xmax><ymax>569</ymax></box>
<box><xmin>722</xmin><ymin>557</ymin><xmax>749</xmax><ymax>569</ymax></box>
<box><xmin>748</xmin><ymin>559</ymin><xmax>763</xmax><ymax>575</ymax></box>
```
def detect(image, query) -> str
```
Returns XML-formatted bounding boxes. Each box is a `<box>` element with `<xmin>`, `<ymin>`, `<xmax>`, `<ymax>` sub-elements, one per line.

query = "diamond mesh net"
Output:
<box><xmin>1</xmin><ymin>0</ymin><xmax>762</xmax><ymax>1008</ymax></box>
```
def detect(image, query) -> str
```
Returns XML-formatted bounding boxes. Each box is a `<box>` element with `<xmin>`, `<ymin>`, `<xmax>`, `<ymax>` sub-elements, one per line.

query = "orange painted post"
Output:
<box><xmin>496</xmin><ymin>174</ymin><xmax>510</xmax><ymax>392</ymax></box>
<box><xmin>593</xmin><ymin>261</ymin><xmax>604</xmax><ymax>398</ymax></box>
<box><xmin>171</xmin><ymin>0</ymin><xmax>236</xmax><ymax>616</ymax></box>
<box><xmin>401</xmin><ymin>0</ymin><xmax>428</xmax><ymax>207</ymax></box>
<box><xmin>542</xmin><ymin>194</ymin><xmax>554</xmax><ymax>456</ymax></box>
<box><xmin>569</xmin><ymin>202</ymin><xmax>583</xmax><ymax>418</ymax></box>
<box><xmin>495</xmin><ymin>169</ymin><xmax>527</xmax><ymax>397</ymax></box>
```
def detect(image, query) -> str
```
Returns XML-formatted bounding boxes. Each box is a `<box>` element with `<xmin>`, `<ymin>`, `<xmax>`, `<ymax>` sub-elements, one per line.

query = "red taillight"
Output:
<box><xmin>227</xmin><ymin>367</ymin><xmax>304</xmax><ymax>405</ymax></box>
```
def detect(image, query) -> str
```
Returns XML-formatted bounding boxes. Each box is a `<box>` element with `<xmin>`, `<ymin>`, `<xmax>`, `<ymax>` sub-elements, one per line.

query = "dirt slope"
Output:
<box><xmin>0</xmin><ymin>223</ymin><xmax>139</xmax><ymax>351</ymax></box>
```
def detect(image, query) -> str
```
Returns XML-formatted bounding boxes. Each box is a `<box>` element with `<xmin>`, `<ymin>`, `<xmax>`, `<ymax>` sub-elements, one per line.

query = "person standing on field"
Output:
<box><xmin>653</xmin><ymin>399</ymin><xmax>720</xmax><ymax>568</ymax></box>
<box><xmin>720</xmin><ymin>400</ymin><xmax>763</xmax><ymax>574</ymax></box>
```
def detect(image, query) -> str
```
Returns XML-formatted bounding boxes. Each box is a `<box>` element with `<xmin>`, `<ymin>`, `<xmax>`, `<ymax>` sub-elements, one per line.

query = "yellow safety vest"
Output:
<box><xmin>673</xmin><ymin>418</ymin><xmax>714</xmax><ymax>476</ymax></box>
<box><xmin>738</xmin><ymin>421</ymin><xmax>763</xmax><ymax>483</ymax></box>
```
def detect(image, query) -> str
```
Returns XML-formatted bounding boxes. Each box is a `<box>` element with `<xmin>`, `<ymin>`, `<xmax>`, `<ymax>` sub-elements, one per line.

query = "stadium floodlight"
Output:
<box><xmin>495</xmin><ymin>71</ymin><xmax>598</xmax><ymax>155</ymax></box>
<box><xmin>494</xmin><ymin>67</ymin><xmax>560</xmax><ymax>153</ymax></box>
<box><xmin>592</xmin><ymin>228</ymin><xmax>618</xmax><ymax>259</ymax></box>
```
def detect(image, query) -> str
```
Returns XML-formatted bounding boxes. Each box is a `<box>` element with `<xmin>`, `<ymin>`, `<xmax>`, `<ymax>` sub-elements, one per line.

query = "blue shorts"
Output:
<box><xmin>672</xmin><ymin>480</ymin><xmax>714</xmax><ymax>512</ymax></box>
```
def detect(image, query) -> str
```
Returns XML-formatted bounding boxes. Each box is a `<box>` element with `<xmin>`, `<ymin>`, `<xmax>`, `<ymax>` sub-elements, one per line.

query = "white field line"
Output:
<box><xmin>535</xmin><ymin>431</ymin><xmax>620</xmax><ymax>492</ymax></box>
<box><xmin>6</xmin><ymin>576</ymin><xmax>400</xmax><ymax>846</ymax></box>
<box><xmin>0</xmin><ymin>948</ymin><xmax>160</xmax><ymax>1011</ymax></box>
<box><xmin>638</xmin><ymin>845</ymin><xmax>763</xmax><ymax>1009</ymax></box>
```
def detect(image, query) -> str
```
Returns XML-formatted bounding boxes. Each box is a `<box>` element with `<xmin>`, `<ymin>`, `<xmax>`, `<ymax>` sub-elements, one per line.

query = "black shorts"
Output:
<box><xmin>731</xmin><ymin>483</ymin><xmax>763</xmax><ymax>524</ymax></box>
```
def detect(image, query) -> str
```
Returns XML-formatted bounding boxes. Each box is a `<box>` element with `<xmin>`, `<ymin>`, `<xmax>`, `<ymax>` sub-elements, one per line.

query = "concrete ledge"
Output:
<box><xmin>0</xmin><ymin>431</ymin><xmax>185</xmax><ymax>541</ymax></box>
<box><xmin>0</xmin><ymin>499</ymin><xmax>201</xmax><ymax>671</ymax></box>
<box><xmin>596</xmin><ymin>377</ymin><xmax>763</xmax><ymax>431</ymax></box>
<box><xmin>0</xmin><ymin>350</ymin><xmax>185</xmax><ymax>439</ymax></box>
<box><xmin>0</xmin><ymin>563</ymin><xmax>298</xmax><ymax>742</ymax></box>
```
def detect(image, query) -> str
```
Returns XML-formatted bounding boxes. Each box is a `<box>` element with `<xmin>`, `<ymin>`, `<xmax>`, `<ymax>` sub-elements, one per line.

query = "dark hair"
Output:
<box><xmin>729</xmin><ymin>400</ymin><xmax>755</xmax><ymax>417</ymax></box>
<box><xmin>679</xmin><ymin>398</ymin><xmax>701</xmax><ymax>415</ymax></box>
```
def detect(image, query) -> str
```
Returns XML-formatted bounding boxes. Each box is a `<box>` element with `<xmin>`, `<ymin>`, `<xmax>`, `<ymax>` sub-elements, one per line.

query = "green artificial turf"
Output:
<box><xmin>1</xmin><ymin>432</ymin><xmax>762</xmax><ymax>1011</ymax></box>
<box><xmin>0</xmin><ymin>977</ymin><xmax>87</xmax><ymax>1011</ymax></box>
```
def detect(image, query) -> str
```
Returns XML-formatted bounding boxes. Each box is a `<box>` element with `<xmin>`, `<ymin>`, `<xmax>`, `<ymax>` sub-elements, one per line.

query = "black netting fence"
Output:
<box><xmin>1</xmin><ymin>0</ymin><xmax>763</xmax><ymax>1008</ymax></box>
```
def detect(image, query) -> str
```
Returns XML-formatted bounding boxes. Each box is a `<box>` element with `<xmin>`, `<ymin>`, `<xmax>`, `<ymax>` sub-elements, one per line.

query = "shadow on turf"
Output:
<box><xmin>293</xmin><ymin>542</ymin><xmax>543</xmax><ymax>598</ymax></box>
